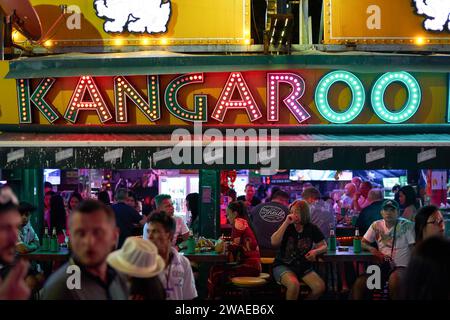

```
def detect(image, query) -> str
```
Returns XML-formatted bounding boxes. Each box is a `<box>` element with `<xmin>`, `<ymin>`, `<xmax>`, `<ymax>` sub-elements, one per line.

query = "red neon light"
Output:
<box><xmin>211</xmin><ymin>72</ymin><xmax>262</xmax><ymax>122</ymax></box>
<box><xmin>64</xmin><ymin>76</ymin><xmax>112</xmax><ymax>123</ymax></box>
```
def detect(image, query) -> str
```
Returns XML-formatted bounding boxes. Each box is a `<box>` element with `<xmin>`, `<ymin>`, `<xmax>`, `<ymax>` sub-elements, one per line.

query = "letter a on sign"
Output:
<box><xmin>66</xmin><ymin>265</ymin><xmax>81</xmax><ymax>290</ymax></box>
<box><xmin>366</xmin><ymin>5</ymin><xmax>381</xmax><ymax>30</ymax></box>
<box><xmin>366</xmin><ymin>265</ymin><xmax>381</xmax><ymax>290</ymax></box>
<box><xmin>211</xmin><ymin>72</ymin><xmax>262</xmax><ymax>122</ymax></box>
<box><xmin>64</xmin><ymin>76</ymin><xmax>112</xmax><ymax>123</ymax></box>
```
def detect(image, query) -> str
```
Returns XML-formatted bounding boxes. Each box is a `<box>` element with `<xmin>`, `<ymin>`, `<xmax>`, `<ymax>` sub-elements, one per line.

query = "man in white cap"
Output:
<box><xmin>352</xmin><ymin>199</ymin><xmax>415</xmax><ymax>300</ymax></box>
<box><xmin>147</xmin><ymin>211</ymin><xmax>197</xmax><ymax>300</ymax></box>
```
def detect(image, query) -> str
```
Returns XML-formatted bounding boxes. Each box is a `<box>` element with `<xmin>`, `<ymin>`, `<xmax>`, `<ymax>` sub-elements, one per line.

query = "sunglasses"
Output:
<box><xmin>427</xmin><ymin>219</ymin><xmax>444</xmax><ymax>226</ymax></box>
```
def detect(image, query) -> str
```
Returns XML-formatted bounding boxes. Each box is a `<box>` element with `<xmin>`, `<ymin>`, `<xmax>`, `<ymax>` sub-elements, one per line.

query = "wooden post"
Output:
<box><xmin>199</xmin><ymin>169</ymin><xmax>221</xmax><ymax>239</ymax></box>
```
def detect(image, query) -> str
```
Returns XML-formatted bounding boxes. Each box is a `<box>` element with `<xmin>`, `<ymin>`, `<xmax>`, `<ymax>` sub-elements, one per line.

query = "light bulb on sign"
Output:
<box><xmin>113</xmin><ymin>38</ymin><xmax>125</xmax><ymax>46</ymax></box>
<box><xmin>415</xmin><ymin>37</ymin><xmax>426</xmax><ymax>46</ymax></box>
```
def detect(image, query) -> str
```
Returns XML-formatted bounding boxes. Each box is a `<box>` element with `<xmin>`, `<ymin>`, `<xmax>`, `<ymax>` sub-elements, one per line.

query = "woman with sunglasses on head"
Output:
<box><xmin>271</xmin><ymin>200</ymin><xmax>327</xmax><ymax>300</ymax></box>
<box><xmin>400</xmin><ymin>205</ymin><xmax>448</xmax><ymax>299</ymax></box>
<box><xmin>414</xmin><ymin>205</ymin><xmax>446</xmax><ymax>243</ymax></box>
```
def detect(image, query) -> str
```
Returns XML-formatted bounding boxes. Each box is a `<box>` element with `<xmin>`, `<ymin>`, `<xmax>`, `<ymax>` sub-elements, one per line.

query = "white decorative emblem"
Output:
<box><xmin>94</xmin><ymin>0</ymin><xmax>171</xmax><ymax>34</ymax></box>
<box><xmin>413</xmin><ymin>0</ymin><xmax>450</xmax><ymax>32</ymax></box>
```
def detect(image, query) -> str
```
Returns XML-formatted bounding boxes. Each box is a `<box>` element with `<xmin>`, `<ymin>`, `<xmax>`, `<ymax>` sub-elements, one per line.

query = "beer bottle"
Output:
<box><xmin>50</xmin><ymin>227</ymin><xmax>59</xmax><ymax>252</ymax></box>
<box><xmin>62</xmin><ymin>229</ymin><xmax>69</xmax><ymax>248</ymax></box>
<box><xmin>221</xmin><ymin>233</ymin><xmax>227</xmax><ymax>254</ymax></box>
<box><xmin>186</xmin><ymin>230</ymin><xmax>196</xmax><ymax>254</ymax></box>
<box><xmin>42</xmin><ymin>227</ymin><xmax>50</xmax><ymax>251</ymax></box>
<box><xmin>328</xmin><ymin>228</ymin><xmax>337</xmax><ymax>251</ymax></box>
<box><xmin>353</xmin><ymin>228</ymin><xmax>362</xmax><ymax>253</ymax></box>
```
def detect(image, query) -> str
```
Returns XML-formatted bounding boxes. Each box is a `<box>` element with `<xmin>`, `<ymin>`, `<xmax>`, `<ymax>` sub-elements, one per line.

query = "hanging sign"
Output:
<box><xmin>324</xmin><ymin>0</ymin><xmax>450</xmax><ymax>45</ymax></box>
<box><xmin>26</xmin><ymin>0</ymin><xmax>250</xmax><ymax>47</ymax></box>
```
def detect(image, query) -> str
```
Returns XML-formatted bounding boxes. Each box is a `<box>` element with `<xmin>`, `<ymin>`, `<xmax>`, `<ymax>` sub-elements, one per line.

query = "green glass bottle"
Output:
<box><xmin>50</xmin><ymin>227</ymin><xmax>59</xmax><ymax>252</ymax></box>
<box><xmin>186</xmin><ymin>231</ymin><xmax>196</xmax><ymax>254</ymax></box>
<box><xmin>42</xmin><ymin>227</ymin><xmax>50</xmax><ymax>251</ymax></box>
<box><xmin>328</xmin><ymin>228</ymin><xmax>337</xmax><ymax>251</ymax></box>
<box><xmin>353</xmin><ymin>228</ymin><xmax>362</xmax><ymax>253</ymax></box>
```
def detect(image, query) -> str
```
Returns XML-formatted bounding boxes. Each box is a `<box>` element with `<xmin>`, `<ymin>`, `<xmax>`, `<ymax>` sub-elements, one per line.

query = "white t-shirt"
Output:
<box><xmin>363</xmin><ymin>218</ymin><xmax>415</xmax><ymax>267</ymax></box>
<box><xmin>158</xmin><ymin>247</ymin><xmax>197</xmax><ymax>300</ymax></box>
<box><xmin>143</xmin><ymin>215</ymin><xmax>189</xmax><ymax>246</ymax></box>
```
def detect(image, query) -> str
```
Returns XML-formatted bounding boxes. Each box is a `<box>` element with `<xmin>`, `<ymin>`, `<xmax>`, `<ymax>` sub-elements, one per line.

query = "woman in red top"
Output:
<box><xmin>207</xmin><ymin>201</ymin><xmax>261</xmax><ymax>299</ymax></box>
<box><xmin>227</xmin><ymin>201</ymin><xmax>261</xmax><ymax>272</ymax></box>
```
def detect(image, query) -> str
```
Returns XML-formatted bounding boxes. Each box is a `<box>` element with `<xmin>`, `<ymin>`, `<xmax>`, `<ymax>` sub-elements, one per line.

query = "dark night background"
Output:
<box><xmin>252</xmin><ymin>0</ymin><xmax>323</xmax><ymax>44</ymax></box>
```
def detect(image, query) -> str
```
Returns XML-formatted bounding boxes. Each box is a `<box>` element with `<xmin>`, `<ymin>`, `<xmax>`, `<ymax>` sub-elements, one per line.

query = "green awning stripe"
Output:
<box><xmin>1</xmin><ymin>145</ymin><xmax>450</xmax><ymax>170</ymax></box>
<box><xmin>0</xmin><ymin>133</ymin><xmax>449</xmax><ymax>148</ymax></box>
<box><xmin>7</xmin><ymin>52</ymin><xmax>450</xmax><ymax>79</ymax></box>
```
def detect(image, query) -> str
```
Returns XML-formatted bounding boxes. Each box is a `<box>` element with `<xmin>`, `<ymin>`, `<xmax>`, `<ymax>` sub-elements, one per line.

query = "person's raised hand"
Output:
<box><xmin>285</xmin><ymin>213</ymin><xmax>298</xmax><ymax>225</ymax></box>
<box><xmin>0</xmin><ymin>259</ymin><xmax>31</xmax><ymax>300</ymax></box>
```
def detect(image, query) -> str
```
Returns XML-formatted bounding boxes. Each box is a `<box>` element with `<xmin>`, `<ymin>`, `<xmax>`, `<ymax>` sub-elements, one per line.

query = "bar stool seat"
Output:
<box><xmin>260</xmin><ymin>257</ymin><xmax>275</xmax><ymax>265</ymax></box>
<box><xmin>259</xmin><ymin>272</ymin><xmax>270</xmax><ymax>280</ymax></box>
<box><xmin>260</xmin><ymin>257</ymin><xmax>275</xmax><ymax>275</ymax></box>
<box><xmin>231</xmin><ymin>277</ymin><xmax>267</xmax><ymax>287</ymax></box>
<box><xmin>228</xmin><ymin>276</ymin><xmax>269</xmax><ymax>299</ymax></box>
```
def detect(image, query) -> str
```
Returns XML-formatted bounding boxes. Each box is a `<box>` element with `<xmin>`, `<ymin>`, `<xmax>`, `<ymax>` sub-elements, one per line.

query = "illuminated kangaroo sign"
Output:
<box><xmin>17</xmin><ymin>70</ymin><xmax>445</xmax><ymax>126</ymax></box>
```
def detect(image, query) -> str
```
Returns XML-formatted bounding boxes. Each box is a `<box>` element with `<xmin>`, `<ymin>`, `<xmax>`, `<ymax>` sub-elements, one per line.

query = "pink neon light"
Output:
<box><xmin>266</xmin><ymin>72</ymin><xmax>309</xmax><ymax>123</ymax></box>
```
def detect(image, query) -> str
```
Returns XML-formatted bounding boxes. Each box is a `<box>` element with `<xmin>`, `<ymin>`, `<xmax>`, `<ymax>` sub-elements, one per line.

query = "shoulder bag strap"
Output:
<box><xmin>390</xmin><ymin>219</ymin><xmax>399</xmax><ymax>258</ymax></box>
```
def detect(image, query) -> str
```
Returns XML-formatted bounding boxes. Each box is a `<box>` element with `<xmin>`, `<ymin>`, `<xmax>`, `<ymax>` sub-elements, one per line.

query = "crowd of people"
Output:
<box><xmin>0</xmin><ymin>176</ymin><xmax>449</xmax><ymax>301</ymax></box>
<box><xmin>1</xmin><ymin>184</ymin><xmax>199</xmax><ymax>301</ymax></box>
<box><xmin>231</xmin><ymin>180</ymin><xmax>449</xmax><ymax>300</ymax></box>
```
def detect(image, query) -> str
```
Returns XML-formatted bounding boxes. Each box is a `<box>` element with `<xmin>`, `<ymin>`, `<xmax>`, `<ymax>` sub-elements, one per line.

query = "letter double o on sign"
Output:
<box><xmin>315</xmin><ymin>71</ymin><xmax>366</xmax><ymax>124</ymax></box>
<box><xmin>315</xmin><ymin>70</ymin><xmax>422</xmax><ymax>124</ymax></box>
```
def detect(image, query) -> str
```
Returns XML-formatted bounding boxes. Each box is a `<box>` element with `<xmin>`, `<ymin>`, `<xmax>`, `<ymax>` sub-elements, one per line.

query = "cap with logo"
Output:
<box><xmin>381</xmin><ymin>199</ymin><xmax>399</xmax><ymax>211</ymax></box>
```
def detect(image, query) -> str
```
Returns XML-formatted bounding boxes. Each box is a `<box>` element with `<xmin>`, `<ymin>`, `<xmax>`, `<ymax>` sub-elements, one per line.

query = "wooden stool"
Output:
<box><xmin>260</xmin><ymin>257</ymin><xmax>275</xmax><ymax>274</ymax></box>
<box><xmin>230</xmin><ymin>277</ymin><xmax>267</xmax><ymax>299</ymax></box>
<box><xmin>260</xmin><ymin>257</ymin><xmax>275</xmax><ymax>265</ymax></box>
